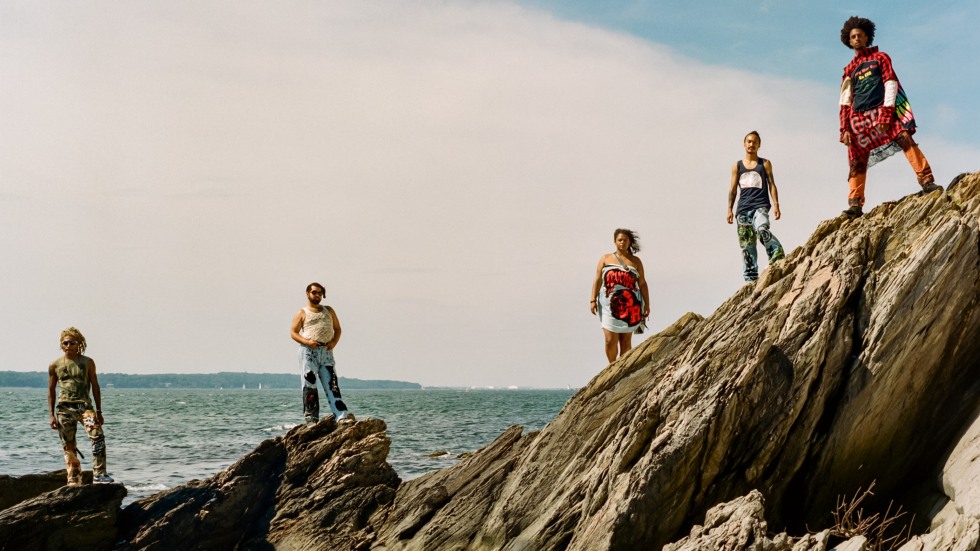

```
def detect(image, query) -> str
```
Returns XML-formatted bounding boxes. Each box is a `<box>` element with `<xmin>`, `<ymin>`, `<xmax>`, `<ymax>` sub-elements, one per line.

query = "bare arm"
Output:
<box><xmin>291</xmin><ymin>309</ymin><xmax>319</xmax><ymax>348</ymax></box>
<box><xmin>840</xmin><ymin>76</ymin><xmax>853</xmax><ymax>146</ymax></box>
<box><xmin>88</xmin><ymin>359</ymin><xmax>104</xmax><ymax>425</ymax></box>
<box><xmin>48</xmin><ymin>364</ymin><xmax>60</xmax><ymax>429</ymax></box>
<box><xmin>727</xmin><ymin>163</ymin><xmax>739</xmax><ymax>224</ymax></box>
<box><xmin>590</xmin><ymin>258</ymin><xmax>604</xmax><ymax>315</ymax></box>
<box><xmin>765</xmin><ymin>159</ymin><xmax>780</xmax><ymax>220</ymax></box>
<box><xmin>633</xmin><ymin>257</ymin><xmax>651</xmax><ymax>318</ymax></box>
<box><xmin>326</xmin><ymin>307</ymin><xmax>342</xmax><ymax>350</ymax></box>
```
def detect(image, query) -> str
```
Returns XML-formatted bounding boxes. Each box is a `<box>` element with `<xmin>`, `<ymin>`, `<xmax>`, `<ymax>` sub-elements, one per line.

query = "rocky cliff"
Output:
<box><xmin>369</xmin><ymin>172</ymin><xmax>980</xmax><ymax>550</ymax></box>
<box><xmin>2</xmin><ymin>172</ymin><xmax>978</xmax><ymax>550</ymax></box>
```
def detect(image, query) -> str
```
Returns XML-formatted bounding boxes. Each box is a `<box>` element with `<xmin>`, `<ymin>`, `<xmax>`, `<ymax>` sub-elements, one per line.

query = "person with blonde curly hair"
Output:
<box><xmin>47</xmin><ymin>326</ymin><xmax>113</xmax><ymax>485</ymax></box>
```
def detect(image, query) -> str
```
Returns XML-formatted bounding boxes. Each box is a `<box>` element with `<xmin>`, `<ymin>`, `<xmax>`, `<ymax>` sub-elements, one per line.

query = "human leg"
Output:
<box><xmin>617</xmin><ymin>332</ymin><xmax>633</xmax><ymax>359</ymax></box>
<box><xmin>81</xmin><ymin>408</ymin><xmax>109</xmax><ymax>481</ymax></box>
<box><xmin>602</xmin><ymin>329</ymin><xmax>618</xmax><ymax>363</ymax></box>
<box><xmin>736</xmin><ymin>211</ymin><xmax>759</xmax><ymax>281</ymax></box>
<box><xmin>55</xmin><ymin>403</ymin><xmax>83</xmax><ymax>485</ymax></box>
<box><xmin>895</xmin><ymin>131</ymin><xmax>937</xmax><ymax>189</ymax></box>
<box><xmin>315</xmin><ymin>349</ymin><xmax>350</xmax><ymax>420</ymax></box>
<box><xmin>299</xmin><ymin>347</ymin><xmax>320</xmax><ymax>423</ymax></box>
<box><xmin>752</xmin><ymin>207</ymin><xmax>785</xmax><ymax>263</ymax></box>
<box><xmin>847</xmin><ymin>156</ymin><xmax>869</xmax><ymax>212</ymax></box>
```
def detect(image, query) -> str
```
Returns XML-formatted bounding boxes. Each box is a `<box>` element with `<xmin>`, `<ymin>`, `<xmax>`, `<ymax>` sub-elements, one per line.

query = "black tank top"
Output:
<box><xmin>736</xmin><ymin>159</ymin><xmax>771</xmax><ymax>215</ymax></box>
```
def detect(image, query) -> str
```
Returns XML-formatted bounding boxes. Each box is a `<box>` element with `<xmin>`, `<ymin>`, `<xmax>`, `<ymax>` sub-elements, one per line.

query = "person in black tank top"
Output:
<box><xmin>726</xmin><ymin>131</ymin><xmax>785</xmax><ymax>282</ymax></box>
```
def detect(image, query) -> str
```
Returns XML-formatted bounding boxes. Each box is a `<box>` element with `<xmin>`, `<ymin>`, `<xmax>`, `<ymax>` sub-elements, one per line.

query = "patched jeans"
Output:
<box><xmin>299</xmin><ymin>346</ymin><xmax>349</xmax><ymax>423</ymax></box>
<box><xmin>56</xmin><ymin>402</ymin><xmax>107</xmax><ymax>485</ymax></box>
<box><xmin>736</xmin><ymin>207</ymin><xmax>785</xmax><ymax>281</ymax></box>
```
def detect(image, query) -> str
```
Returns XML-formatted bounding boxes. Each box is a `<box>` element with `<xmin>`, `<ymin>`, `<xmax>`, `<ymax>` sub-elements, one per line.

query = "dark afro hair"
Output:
<box><xmin>841</xmin><ymin>16</ymin><xmax>876</xmax><ymax>48</ymax></box>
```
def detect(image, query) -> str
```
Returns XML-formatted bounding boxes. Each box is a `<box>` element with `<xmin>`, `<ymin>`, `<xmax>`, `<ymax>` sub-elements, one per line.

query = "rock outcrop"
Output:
<box><xmin>117</xmin><ymin>417</ymin><xmax>399</xmax><ymax>550</ymax></box>
<box><xmin>0</xmin><ymin>483</ymin><xmax>126</xmax><ymax>551</ymax></box>
<box><xmin>0</xmin><ymin>470</ymin><xmax>92</xmax><ymax>511</ymax></box>
<box><xmin>3</xmin><ymin>173</ymin><xmax>978</xmax><ymax>550</ymax></box>
<box><xmin>368</xmin><ymin>172</ymin><xmax>980</xmax><ymax>550</ymax></box>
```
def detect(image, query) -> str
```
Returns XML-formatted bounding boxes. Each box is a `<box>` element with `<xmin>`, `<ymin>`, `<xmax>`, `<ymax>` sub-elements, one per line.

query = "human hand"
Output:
<box><xmin>50</xmin><ymin>416</ymin><xmax>60</xmax><ymax>430</ymax></box>
<box><xmin>726</xmin><ymin>210</ymin><xmax>734</xmax><ymax>224</ymax></box>
<box><xmin>590</xmin><ymin>301</ymin><xmax>597</xmax><ymax>315</ymax></box>
<box><xmin>876</xmin><ymin>122</ymin><xmax>889</xmax><ymax>134</ymax></box>
<box><xmin>841</xmin><ymin>131</ymin><xmax>851</xmax><ymax>146</ymax></box>
<box><xmin>97</xmin><ymin>412</ymin><xmax>105</xmax><ymax>426</ymax></box>
<box><xmin>773</xmin><ymin>205</ymin><xmax>781</xmax><ymax>220</ymax></box>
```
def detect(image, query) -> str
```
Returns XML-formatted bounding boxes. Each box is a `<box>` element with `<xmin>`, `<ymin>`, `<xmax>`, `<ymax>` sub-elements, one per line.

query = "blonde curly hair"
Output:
<box><xmin>60</xmin><ymin>327</ymin><xmax>88</xmax><ymax>354</ymax></box>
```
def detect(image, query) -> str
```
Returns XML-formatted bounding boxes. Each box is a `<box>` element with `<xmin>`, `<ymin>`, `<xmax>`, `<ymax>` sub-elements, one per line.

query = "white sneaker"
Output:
<box><xmin>93</xmin><ymin>474</ymin><xmax>114</xmax><ymax>484</ymax></box>
<box><xmin>338</xmin><ymin>413</ymin><xmax>355</xmax><ymax>425</ymax></box>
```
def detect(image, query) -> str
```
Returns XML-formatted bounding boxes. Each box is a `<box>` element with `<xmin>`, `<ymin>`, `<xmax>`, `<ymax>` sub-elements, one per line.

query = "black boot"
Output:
<box><xmin>921</xmin><ymin>182</ymin><xmax>943</xmax><ymax>194</ymax></box>
<box><xmin>842</xmin><ymin>205</ymin><xmax>863</xmax><ymax>218</ymax></box>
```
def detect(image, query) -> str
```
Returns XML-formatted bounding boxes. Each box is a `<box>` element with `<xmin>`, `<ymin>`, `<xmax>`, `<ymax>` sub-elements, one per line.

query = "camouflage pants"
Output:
<box><xmin>55</xmin><ymin>402</ymin><xmax>107</xmax><ymax>485</ymax></box>
<box><xmin>736</xmin><ymin>207</ymin><xmax>785</xmax><ymax>282</ymax></box>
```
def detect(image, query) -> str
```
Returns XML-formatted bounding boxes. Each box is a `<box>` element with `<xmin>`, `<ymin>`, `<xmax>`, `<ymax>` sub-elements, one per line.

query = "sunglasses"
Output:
<box><xmin>62</xmin><ymin>340</ymin><xmax>78</xmax><ymax>346</ymax></box>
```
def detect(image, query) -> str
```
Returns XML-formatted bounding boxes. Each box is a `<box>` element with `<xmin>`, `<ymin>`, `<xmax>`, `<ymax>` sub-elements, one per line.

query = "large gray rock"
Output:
<box><xmin>942</xmin><ymin>408</ymin><xmax>980</xmax><ymax>519</ymax></box>
<box><xmin>7</xmin><ymin>173</ymin><xmax>980</xmax><ymax>550</ymax></box>
<box><xmin>0</xmin><ymin>470</ymin><xmax>92</xmax><ymax>511</ymax></box>
<box><xmin>117</xmin><ymin>417</ymin><xmax>399</xmax><ymax>550</ymax></box>
<box><xmin>898</xmin><ymin>511</ymin><xmax>979</xmax><ymax>551</ymax></box>
<box><xmin>0</xmin><ymin>483</ymin><xmax>126</xmax><ymax>551</ymax></box>
<box><xmin>662</xmin><ymin>490</ymin><xmax>786</xmax><ymax>551</ymax></box>
<box><xmin>370</xmin><ymin>173</ymin><xmax>980</xmax><ymax>549</ymax></box>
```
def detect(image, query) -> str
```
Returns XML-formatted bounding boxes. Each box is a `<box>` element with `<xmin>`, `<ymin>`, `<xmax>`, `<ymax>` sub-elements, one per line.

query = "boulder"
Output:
<box><xmin>116</xmin><ymin>417</ymin><xmax>399</xmax><ymax>550</ymax></box>
<box><xmin>7</xmin><ymin>173</ymin><xmax>980</xmax><ymax>551</ymax></box>
<box><xmin>370</xmin><ymin>173</ymin><xmax>980</xmax><ymax>549</ymax></box>
<box><xmin>0</xmin><ymin>483</ymin><xmax>126</xmax><ymax>551</ymax></box>
<box><xmin>0</xmin><ymin>470</ymin><xmax>92</xmax><ymax>511</ymax></box>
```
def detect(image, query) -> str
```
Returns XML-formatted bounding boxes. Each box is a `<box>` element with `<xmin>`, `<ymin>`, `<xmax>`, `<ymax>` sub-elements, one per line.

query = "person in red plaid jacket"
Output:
<box><xmin>838</xmin><ymin>16</ymin><xmax>943</xmax><ymax>218</ymax></box>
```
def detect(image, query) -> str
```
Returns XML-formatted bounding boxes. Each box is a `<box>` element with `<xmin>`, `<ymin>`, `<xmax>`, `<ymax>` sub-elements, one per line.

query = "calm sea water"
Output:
<box><xmin>0</xmin><ymin>387</ymin><xmax>574</xmax><ymax>505</ymax></box>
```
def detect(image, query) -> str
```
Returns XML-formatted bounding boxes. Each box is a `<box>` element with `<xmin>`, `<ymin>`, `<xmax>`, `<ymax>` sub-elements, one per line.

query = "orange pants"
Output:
<box><xmin>848</xmin><ymin>135</ymin><xmax>934</xmax><ymax>207</ymax></box>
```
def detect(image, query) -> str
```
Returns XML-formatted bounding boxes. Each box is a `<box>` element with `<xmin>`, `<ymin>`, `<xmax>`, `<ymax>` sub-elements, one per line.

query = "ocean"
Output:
<box><xmin>1</xmin><ymin>387</ymin><xmax>575</xmax><ymax>505</ymax></box>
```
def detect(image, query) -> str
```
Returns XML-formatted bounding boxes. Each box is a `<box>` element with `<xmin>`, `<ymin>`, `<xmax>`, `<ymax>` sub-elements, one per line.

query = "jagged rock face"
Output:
<box><xmin>0</xmin><ymin>483</ymin><xmax>126</xmax><ymax>551</ymax></box>
<box><xmin>0</xmin><ymin>470</ymin><xmax>92</xmax><ymax>511</ymax></box>
<box><xmin>117</xmin><ymin>418</ymin><xmax>399</xmax><ymax>550</ymax></box>
<box><xmin>372</xmin><ymin>173</ymin><xmax>980</xmax><ymax>550</ymax></box>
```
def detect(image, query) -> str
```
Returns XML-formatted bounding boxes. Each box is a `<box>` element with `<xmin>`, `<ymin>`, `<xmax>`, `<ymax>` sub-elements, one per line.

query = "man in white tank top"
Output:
<box><xmin>290</xmin><ymin>282</ymin><xmax>352</xmax><ymax>425</ymax></box>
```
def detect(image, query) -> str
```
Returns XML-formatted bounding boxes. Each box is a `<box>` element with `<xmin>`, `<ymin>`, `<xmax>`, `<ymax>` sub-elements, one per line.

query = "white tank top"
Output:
<box><xmin>300</xmin><ymin>306</ymin><xmax>335</xmax><ymax>344</ymax></box>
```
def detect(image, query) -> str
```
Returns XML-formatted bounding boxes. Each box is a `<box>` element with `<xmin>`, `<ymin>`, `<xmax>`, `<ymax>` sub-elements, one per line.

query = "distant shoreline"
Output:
<box><xmin>0</xmin><ymin>371</ymin><xmax>421</xmax><ymax>390</ymax></box>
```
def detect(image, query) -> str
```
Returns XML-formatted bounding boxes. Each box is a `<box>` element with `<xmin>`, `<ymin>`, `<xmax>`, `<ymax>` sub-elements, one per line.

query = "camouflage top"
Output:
<box><xmin>52</xmin><ymin>355</ymin><xmax>92</xmax><ymax>405</ymax></box>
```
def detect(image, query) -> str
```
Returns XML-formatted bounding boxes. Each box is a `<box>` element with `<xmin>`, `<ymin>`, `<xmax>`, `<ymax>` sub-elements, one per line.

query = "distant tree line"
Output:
<box><xmin>0</xmin><ymin>371</ymin><xmax>421</xmax><ymax>390</ymax></box>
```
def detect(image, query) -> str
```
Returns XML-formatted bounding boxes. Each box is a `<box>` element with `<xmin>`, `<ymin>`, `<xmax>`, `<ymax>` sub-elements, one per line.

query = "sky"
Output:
<box><xmin>1</xmin><ymin>1</ymin><xmax>977</xmax><ymax>389</ymax></box>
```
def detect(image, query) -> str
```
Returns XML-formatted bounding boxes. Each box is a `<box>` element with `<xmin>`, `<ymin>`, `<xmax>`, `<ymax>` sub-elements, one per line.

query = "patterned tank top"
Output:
<box><xmin>53</xmin><ymin>355</ymin><xmax>92</xmax><ymax>405</ymax></box>
<box><xmin>300</xmin><ymin>306</ymin><xmax>335</xmax><ymax>344</ymax></box>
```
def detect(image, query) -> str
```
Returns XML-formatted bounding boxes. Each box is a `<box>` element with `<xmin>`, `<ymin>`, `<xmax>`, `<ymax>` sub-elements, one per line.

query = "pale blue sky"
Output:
<box><xmin>522</xmin><ymin>0</ymin><xmax>979</xmax><ymax>148</ymax></box>
<box><xmin>1</xmin><ymin>1</ymin><xmax>976</xmax><ymax>388</ymax></box>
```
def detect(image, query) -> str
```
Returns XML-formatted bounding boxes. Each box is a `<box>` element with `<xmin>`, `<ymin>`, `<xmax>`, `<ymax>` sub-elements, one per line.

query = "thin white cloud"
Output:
<box><xmin>1</xmin><ymin>1</ymin><xmax>975</xmax><ymax>387</ymax></box>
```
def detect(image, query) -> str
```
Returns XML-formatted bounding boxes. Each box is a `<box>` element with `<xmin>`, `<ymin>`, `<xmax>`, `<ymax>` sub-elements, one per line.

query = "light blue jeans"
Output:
<box><xmin>736</xmin><ymin>207</ymin><xmax>784</xmax><ymax>281</ymax></box>
<box><xmin>299</xmin><ymin>346</ymin><xmax>349</xmax><ymax>423</ymax></box>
